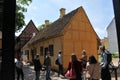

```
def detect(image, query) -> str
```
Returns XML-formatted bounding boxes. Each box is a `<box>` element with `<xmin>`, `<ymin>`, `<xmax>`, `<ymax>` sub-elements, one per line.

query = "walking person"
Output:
<box><xmin>33</xmin><ymin>54</ymin><xmax>42</xmax><ymax>80</ymax></box>
<box><xmin>16</xmin><ymin>57</ymin><xmax>24</xmax><ymax>80</ymax></box>
<box><xmin>44</xmin><ymin>51</ymin><xmax>51</xmax><ymax>80</ymax></box>
<box><xmin>100</xmin><ymin>46</ymin><xmax>111</xmax><ymax>80</ymax></box>
<box><xmin>86</xmin><ymin>55</ymin><xmax>101</xmax><ymax>80</ymax></box>
<box><xmin>65</xmin><ymin>53</ymin><xmax>83</xmax><ymax>80</ymax></box>
<box><xmin>57</xmin><ymin>50</ymin><xmax>64</xmax><ymax>77</ymax></box>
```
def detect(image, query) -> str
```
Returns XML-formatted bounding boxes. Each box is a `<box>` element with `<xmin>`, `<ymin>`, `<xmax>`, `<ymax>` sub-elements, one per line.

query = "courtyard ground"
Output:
<box><xmin>15</xmin><ymin>58</ymin><xmax>120</xmax><ymax>80</ymax></box>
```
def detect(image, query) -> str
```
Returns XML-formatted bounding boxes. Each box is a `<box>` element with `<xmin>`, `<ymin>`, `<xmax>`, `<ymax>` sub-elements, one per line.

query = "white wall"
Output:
<box><xmin>107</xmin><ymin>18</ymin><xmax>118</xmax><ymax>54</ymax></box>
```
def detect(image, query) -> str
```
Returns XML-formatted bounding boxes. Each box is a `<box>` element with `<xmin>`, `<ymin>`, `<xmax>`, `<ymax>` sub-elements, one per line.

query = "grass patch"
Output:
<box><xmin>112</xmin><ymin>54</ymin><xmax>119</xmax><ymax>58</ymax></box>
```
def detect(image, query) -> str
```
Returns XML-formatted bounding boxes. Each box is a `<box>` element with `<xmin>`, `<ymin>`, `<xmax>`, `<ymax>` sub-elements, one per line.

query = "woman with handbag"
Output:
<box><xmin>86</xmin><ymin>55</ymin><xmax>101</xmax><ymax>80</ymax></box>
<box><xmin>65</xmin><ymin>53</ymin><xmax>83</xmax><ymax>80</ymax></box>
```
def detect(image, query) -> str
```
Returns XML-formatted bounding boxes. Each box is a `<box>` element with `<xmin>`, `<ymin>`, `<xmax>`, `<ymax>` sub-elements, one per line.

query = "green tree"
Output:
<box><xmin>37</xmin><ymin>22</ymin><xmax>52</xmax><ymax>31</ymax></box>
<box><xmin>16</xmin><ymin>0</ymin><xmax>32</xmax><ymax>32</ymax></box>
<box><xmin>37</xmin><ymin>24</ymin><xmax>45</xmax><ymax>31</ymax></box>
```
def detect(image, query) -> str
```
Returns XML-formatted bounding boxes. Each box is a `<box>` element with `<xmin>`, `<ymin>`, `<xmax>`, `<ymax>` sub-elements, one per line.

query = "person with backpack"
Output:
<box><xmin>56</xmin><ymin>50</ymin><xmax>64</xmax><ymax>77</ymax></box>
<box><xmin>105</xmin><ymin>50</ymin><xmax>112</xmax><ymax>65</ymax></box>
<box><xmin>100</xmin><ymin>45</ymin><xmax>111</xmax><ymax>80</ymax></box>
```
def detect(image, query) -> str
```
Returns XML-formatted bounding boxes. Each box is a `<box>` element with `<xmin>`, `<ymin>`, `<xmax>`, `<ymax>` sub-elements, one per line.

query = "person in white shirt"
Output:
<box><xmin>100</xmin><ymin>46</ymin><xmax>111</xmax><ymax>80</ymax></box>
<box><xmin>16</xmin><ymin>57</ymin><xmax>24</xmax><ymax>80</ymax></box>
<box><xmin>57</xmin><ymin>50</ymin><xmax>64</xmax><ymax>77</ymax></box>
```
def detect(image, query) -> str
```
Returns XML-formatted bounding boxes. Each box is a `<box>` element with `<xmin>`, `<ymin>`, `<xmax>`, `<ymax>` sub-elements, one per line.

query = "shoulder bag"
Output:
<box><xmin>65</xmin><ymin>62</ymin><xmax>76</xmax><ymax>79</ymax></box>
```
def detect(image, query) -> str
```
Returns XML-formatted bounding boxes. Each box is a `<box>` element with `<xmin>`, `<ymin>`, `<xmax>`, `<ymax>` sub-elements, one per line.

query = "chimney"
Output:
<box><xmin>60</xmin><ymin>8</ymin><xmax>66</xmax><ymax>18</ymax></box>
<box><xmin>45</xmin><ymin>20</ymin><xmax>49</xmax><ymax>27</ymax></box>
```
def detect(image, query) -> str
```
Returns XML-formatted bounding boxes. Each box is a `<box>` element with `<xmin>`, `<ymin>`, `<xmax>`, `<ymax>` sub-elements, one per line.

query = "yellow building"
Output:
<box><xmin>101</xmin><ymin>37</ymin><xmax>109</xmax><ymax>50</ymax></box>
<box><xmin>23</xmin><ymin>6</ymin><xmax>100</xmax><ymax>70</ymax></box>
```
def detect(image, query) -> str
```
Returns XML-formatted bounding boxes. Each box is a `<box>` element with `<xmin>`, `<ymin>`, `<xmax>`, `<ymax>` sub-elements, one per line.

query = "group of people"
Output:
<box><xmin>65</xmin><ymin>45</ymin><xmax>111</xmax><ymax>80</ymax></box>
<box><xmin>15</xmin><ymin>45</ymin><xmax>111</xmax><ymax>80</ymax></box>
<box><xmin>32</xmin><ymin>50</ymin><xmax>64</xmax><ymax>80</ymax></box>
<box><xmin>32</xmin><ymin>51</ymin><xmax>52</xmax><ymax>80</ymax></box>
<box><xmin>15</xmin><ymin>52</ymin><xmax>51</xmax><ymax>80</ymax></box>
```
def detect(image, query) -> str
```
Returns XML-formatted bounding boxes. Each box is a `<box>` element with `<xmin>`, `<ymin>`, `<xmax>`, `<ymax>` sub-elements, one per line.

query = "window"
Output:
<box><xmin>40</xmin><ymin>46</ymin><xmax>44</xmax><ymax>56</ymax></box>
<box><xmin>34</xmin><ymin>48</ymin><xmax>37</xmax><ymax>55</ymax></box>
<box><xmin>44</xmin><ymin>47</ymin><xmax>48</xmax><ymax>56</ymax></box>
<box><xmin>31</xmin><ymin>49</ymin><xmax>34</xmax><ymax>60</ymax></box>
<box><xmin>49</xmin><ymin>44</ymin><xmax>54</xmax><ymax>56</ymax></box>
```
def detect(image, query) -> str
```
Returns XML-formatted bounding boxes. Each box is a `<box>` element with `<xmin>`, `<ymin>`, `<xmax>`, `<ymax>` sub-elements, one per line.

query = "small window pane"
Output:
<box><xmin>40</xmin><ymin>46</ymin><xmax>43</xmax><ymax>56</ymax></box>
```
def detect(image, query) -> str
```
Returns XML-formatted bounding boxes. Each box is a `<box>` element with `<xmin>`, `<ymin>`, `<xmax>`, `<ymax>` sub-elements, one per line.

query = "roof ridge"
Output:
<box><xmin>18</xmin><ymin>20</ymin><xmax>38</xmax><ymax>37</ymax></box>
<box><xmin>29</xmin><ymin>6</ymin><xmax>82</xmax><ymax>44</ymax></box>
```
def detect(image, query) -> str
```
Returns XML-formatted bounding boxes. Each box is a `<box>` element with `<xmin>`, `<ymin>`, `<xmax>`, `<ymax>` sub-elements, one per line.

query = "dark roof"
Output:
<box><xmin>28</xmin><ymin>6</ymin><xmax>82</xmax><ymax>44</ymax></box>
<box><xmin>18</xmin><ymin>20</ymin><xmax>39</xmax><ymax>37</ymax></box>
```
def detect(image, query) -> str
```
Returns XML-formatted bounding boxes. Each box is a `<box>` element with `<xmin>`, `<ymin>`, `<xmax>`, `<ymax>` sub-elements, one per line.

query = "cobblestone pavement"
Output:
<box><xmin>15</xmin><ymin>65</ymin><xmax>68</xmax><ymax>80</ymax></box>
<box><xmin>15</xmin><ymin>58</ymin><xmax>120</xmax><ymax>80</ymax></box>
<box><xmin>110</xmin><ymin>58</ymin><xmax>120</xmax><ymax>80</ymax></box>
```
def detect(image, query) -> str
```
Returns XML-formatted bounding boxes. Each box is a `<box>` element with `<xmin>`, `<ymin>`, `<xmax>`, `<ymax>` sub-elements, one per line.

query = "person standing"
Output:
<box><xmin>15</xmin><ymin>58</ymin><xmax>18</xmax><ymax>76</ymax></box>
<box><xmin>33</xmin><ymin>55</ymin><xmax>42</xmax><ymax>80</ymax></box>
<box><xmin>80</xmin><ymin>50</ymin><xmax>87</xmax><ymax>69</ymax></box>
<box><xmin>57</xmin><ymin>50</ymin><xmax>64</xmax><ymax>77</ymax></box>
<box><xmin>44</xmin><ymin>51</ymin><xmax>51</xmax><ymax>80</ymax></box>
<box><xmin>66</xmin><ymin>53</ymin><xmax>83</xmax><ymax>80</ymax></box>
<box><xmin>16</xmin><ymin>57</ymin><xmax>24</xmax><ymax>80</ymax></box>
<box><xmin>86</xmin><ymin>55</ymin><xmax>101</xmax><ymax>80</ymax></box>
<box><xmin>79</xmin><ymin>50</ymin><xmax>87</xmax><ymax>80</ymax></box>
<box><xmin>100</xmin><ymin>46</ymin><xmax>111</xmax><ymax>80</ymax></box>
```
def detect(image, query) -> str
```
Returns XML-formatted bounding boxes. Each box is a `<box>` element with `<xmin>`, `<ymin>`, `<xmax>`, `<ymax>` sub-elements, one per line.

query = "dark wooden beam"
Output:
<box><xmin>2</xmin><ymin>0</ymin><xmax>16</xmax><ymax>80</ymax></box>
<box><xmin>0</xmin><ymin>0</ymin><xmax>3</xmax><ymax>31</ymax></box>
<box><xmin>112</xmin><ymin>0</ymin><xmax>120</xmax><ymax>59</ymax></box>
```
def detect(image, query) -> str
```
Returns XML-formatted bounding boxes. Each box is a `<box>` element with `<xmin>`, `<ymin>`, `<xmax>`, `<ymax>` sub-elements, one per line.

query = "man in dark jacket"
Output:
<box><xmin>44</xmin><ymin>51</ymin><xmax>51</xmax><ymax>80</ymax></box>
<box><xmin>33</xmin><ymin>55</ymin><xmax>42</xmax><ymax>80</ymax></box>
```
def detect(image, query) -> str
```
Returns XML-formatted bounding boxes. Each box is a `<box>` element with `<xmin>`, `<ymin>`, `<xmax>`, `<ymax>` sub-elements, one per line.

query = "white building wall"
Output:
<box><xmin>107</xmin><ymin>18</ymin><xmax>118</xmax><ymax>54</ymax></box>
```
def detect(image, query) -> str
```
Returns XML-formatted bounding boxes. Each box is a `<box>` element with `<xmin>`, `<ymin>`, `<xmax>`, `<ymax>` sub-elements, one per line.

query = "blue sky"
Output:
<box><xmin>15</xmin><ymin>0</ymin><xmax>114</xmax><ymax>39</ymax></box>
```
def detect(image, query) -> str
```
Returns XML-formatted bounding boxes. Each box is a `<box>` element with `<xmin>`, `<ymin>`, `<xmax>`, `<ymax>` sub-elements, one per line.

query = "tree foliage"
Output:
<box><xmin>16</xmin><ymin>0</ymin><xmax>32</xmax><ymax>32</ymax></box>
<box><xmin>37</xmin><ymin>24</ymin><xmax>45</xmax><ymax>31</ymax></box>
<box><xmin>37</xmin><ymin>22</ymin><xmax>52</xmax><ymax>31</ymax></box>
